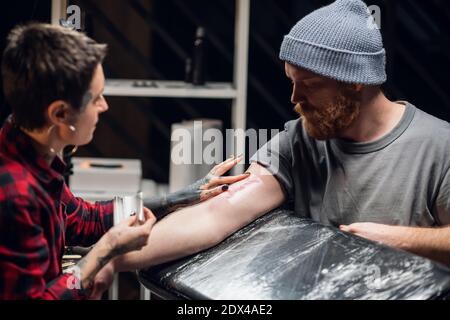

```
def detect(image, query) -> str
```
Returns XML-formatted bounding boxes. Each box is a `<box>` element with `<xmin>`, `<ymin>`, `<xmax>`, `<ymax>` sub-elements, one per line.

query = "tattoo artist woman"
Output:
<box><xmin>0</xmin><ymin>24</ymin><xmax>247</xmax><ymax>300</ymax></box>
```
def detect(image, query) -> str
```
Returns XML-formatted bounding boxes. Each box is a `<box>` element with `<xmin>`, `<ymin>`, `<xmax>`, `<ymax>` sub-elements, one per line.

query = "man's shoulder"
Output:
<box><xmin>282</xmin><ymin>118</ymin><xmax>307</xmax><ymax>142</ymax></box>
<box><xmin>408</xmin><ymin>103</ymin><xmax>450</xmax><ymax>142</ymax></box>
<box><xmin>413</xmin><ymin>105</ymin><xmax>450</xmax><ymax>128</ymax></box>
<box><xmin>282</xmin><ymin>117</ymin><xmax>318</xmax><ymax>149</ymax></box>
<box><xmin>283</xmin><ymin>118</ymin><xmax>301</xmax><ymax>130</ymax></box>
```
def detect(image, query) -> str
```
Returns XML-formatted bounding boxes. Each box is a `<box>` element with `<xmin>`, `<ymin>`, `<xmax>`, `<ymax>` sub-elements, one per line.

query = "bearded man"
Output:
<box><xmin>89</xmin><ymin>0</ymin><xmax>450</xmax><ymax>297</ymax></box>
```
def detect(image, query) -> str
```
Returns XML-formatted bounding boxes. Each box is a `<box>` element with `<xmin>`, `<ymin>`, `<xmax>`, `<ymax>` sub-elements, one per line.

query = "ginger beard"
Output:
<box><xmin>294</xmin><ymin>86</ymin><xmax>361</xmax><ymax>140</ymax></box>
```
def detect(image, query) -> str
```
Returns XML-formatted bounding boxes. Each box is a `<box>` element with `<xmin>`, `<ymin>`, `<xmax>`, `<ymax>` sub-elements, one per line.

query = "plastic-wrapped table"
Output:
<box><xmin>138</xmin><ymin>209</ymin><xmax>450</xmax><ymax>299</ymax></box>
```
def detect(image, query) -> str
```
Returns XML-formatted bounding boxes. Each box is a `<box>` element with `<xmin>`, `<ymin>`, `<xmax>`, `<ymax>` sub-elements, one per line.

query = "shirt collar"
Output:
<box><xmin>0</xmin><ymin>116</ymin><xmax>67</xmax><ymax>187</ymax></box>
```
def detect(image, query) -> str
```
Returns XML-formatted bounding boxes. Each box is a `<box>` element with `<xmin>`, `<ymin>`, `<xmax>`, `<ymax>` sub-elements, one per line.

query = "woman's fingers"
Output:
<box><xmin>141</xmin><ymin>212</ymin><xmax>156</xmax><ymax>231</ymax></box>
<box><xmin>88</xmin><ymin>263</ymin><xmax>115</xmax><ymax>300</ymax></box>
<box><xmin>89</xmin><ymin>278</ymin><xmax>108</xmax><ymax>300</ymax></box>
<box><xmin>135</xmin><ymin>209</ymin><xmax>156</xmax><ymax>244</ymax></box>
<box><xmin>199</xmin><ymin>184</ymin><xmax>229</xmax><ymax>201</ymax></box>
<box><xmin>209</xmin><ymin>155</ymin><xmax>235</xmax><ymax>176</ymax></box>
<box><xmin>131</xmin><ymin>208</ymin><xmax>157</xmax><ymax>226</ymax></box>
<box><xmin>126</xmin><ymin>213</ymin><xmax>138</xmax><ymax>226</ymax></box>
<box><xmin>206</xmin><ymin>173</ymin><xmax>250</xmax><ymax>188</ymax></box>
<box><xmin>212</xmin><ymin>155</ymin><xmax>244</xmax><ymax>176</ymax></box>
<box><xmin>143</xmin><ymin>207</ymin><xmax>156</xmax><ymax>223</ymax></box>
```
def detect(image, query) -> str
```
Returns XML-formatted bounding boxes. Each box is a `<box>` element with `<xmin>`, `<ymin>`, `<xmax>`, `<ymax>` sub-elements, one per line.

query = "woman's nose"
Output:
<box><xmin>98</xmin><ymin>96</ymin><xmax>109</xmax><ymax>113</ymax></box>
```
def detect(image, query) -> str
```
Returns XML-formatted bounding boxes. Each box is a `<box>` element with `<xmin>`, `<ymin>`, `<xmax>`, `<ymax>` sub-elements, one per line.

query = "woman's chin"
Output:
<box><xmin>70</xmin><ymin>127</ymin><xmax>97</xmax><ymax>147</ymax></box>
<box><xmin>77</xmin><ymin>135</ymin><xmax>94</xmax><ymax>146</ymax></box>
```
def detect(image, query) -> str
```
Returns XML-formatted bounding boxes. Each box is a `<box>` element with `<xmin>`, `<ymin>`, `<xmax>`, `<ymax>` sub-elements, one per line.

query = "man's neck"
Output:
<box><xmin>340</xmin><ymin>88</ymin><xmax>406</xmax><ymax>143</ymax></box>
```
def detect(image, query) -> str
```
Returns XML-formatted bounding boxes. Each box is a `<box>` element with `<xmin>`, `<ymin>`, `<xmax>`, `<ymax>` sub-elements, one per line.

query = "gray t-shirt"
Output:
<box><xmin>251</xmin><ymin>102</ymin><xmax>450</xmax><ymax>227</ymax></box>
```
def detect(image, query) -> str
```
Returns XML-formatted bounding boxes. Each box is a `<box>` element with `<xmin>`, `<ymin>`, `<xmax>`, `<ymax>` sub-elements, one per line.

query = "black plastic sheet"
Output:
<box><xmin>139</xmin><ymin>209</ymin><xmax>450</xmax><ymax>299</ymax></box>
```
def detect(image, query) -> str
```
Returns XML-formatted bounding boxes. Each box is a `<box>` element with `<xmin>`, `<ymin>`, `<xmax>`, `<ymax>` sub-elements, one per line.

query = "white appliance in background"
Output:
<box><xmin>69</xmin><ymin>157</ymin><xmax>142</xmax><ymax>202</ymax></box>
<box><xmin>169</xmin><ymin>119</ymin><xmax>223</xmax><ymax>192</ymax></box>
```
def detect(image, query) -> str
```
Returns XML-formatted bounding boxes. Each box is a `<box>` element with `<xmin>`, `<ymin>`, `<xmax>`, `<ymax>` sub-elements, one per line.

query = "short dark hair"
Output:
<box><xmin>1</xmin><ymin>23</ymin><xmax>107</xmax><ymax>130</ymax></box>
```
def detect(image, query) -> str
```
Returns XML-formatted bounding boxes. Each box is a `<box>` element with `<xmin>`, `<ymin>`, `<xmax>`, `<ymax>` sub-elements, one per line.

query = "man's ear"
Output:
<box><xmin>47</xmin><ymin>100</ymin><xmax>71</xmax><ymax>127</ymax></box>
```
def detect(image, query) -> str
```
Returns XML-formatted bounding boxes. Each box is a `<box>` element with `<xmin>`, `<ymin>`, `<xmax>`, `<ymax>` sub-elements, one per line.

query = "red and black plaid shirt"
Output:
<box><xmin>0</xmin><ymin>117</ymin><xmax>114</xmax><ymax>300</ymax></box>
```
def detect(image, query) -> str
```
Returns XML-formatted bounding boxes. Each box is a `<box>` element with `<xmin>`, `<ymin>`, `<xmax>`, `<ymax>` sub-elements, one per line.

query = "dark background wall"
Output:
<box><xmin>0</xmin><ymin>0</ymin><xmax>51</xmax><ymax>124</ymax></box>
<box><xmin>1</xmin><ymin>0</ymin><xmax>450</xmax><ymax>184</ymax></box>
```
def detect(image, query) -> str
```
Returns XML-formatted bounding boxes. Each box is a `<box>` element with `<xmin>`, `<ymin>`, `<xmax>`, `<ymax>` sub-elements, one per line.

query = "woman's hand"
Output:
<box><xmin>146</xmin><ymin>155</ymin><xmax>249</xmax><ymax>219</ymax></box>
<box><xmin>106</xmin><ymin>208</ymin><xmax>156</xmax><ymax>256</ymax></box>
<box><xmin>192</xmin><ymin>154</ymin><xmax>249</xmax><ymax>202</ymax></box>
<box><xmin>88</xmin><ymin>260</ymin><xmax>116</xmax><ymax>300</ymax></box>
<box><xmin>72</xmin><ymin>208</ymin><xmax>156</xmax><ymax>293</ymax></box>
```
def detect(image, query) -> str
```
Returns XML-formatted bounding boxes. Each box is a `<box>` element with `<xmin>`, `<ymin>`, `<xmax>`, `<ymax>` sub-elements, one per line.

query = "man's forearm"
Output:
<box><xmin>115</xmin><ymin>170</ymin><xmax>285</xmax><ymax>272</ymax></box>
<box><xmin>342</xmin><ymin>222</ymin><xmax>450</xmax><ymax>266</ymax></box>
<box><xmin>114</xmin><ymin>203</ymin><xmax>224</xmax><ymax>271</ymax></box>
<box><xmin>398</xmin><ymin>225</ymin><xmax>450</xmax><ymax>266</ymax></box>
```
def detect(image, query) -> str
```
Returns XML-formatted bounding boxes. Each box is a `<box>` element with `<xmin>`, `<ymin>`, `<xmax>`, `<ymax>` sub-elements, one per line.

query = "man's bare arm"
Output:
<box><xmin>340</xmin><ymin>223</ymin><xmax>450</xmax><ymax>266</ymax></box>
<box><xmin>115</xmin><ymin>163</ymin><xmax>285</xmax><ymax>271</ymax></box>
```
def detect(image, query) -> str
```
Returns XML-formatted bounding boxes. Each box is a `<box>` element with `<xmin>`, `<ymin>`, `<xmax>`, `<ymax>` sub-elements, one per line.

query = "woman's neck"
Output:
<box><xmin>21</xmin><ymin>127</ymin><xmax>64</xmax><ymax>165</ymax></box>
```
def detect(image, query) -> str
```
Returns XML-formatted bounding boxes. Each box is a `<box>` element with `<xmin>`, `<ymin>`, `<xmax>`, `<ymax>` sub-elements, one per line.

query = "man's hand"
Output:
<box><xmin>339</xmin><ymin>222</ymin><xmax>407</xmax><ymax>250</ymax></box>
<box><xmin>340</xmin><ymin>223</ymin><xmax>450</xmax><ymax>267</ymax></box>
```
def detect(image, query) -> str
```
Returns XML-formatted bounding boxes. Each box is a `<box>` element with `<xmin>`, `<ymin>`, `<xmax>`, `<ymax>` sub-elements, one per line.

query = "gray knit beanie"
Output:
<box><xmin>280</xmin><ymin>0</ymin><xmax>386</xmax><ymax>85</ymax></box>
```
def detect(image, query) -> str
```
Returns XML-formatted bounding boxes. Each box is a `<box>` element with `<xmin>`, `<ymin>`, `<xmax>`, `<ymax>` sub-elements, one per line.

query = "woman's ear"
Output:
<box><xmin>47</xmin><ymin>100</ymin><xmax>71</xmax><ymax>127</ymax></box>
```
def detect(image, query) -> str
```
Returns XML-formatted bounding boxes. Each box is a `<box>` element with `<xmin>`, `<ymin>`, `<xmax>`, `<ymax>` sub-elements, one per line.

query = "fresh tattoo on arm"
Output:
<box><xmin>145</xmin><ymin>156</ymin><xmax>247</xmax><ymax>220</ymax></box>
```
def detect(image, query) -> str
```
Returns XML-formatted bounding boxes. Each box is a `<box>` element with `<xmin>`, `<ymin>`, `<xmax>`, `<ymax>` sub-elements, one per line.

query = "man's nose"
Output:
<box><xmin>290</xmin><ymin>93</ymin><xmax>296</xmax><ymax>105</ymax></box>
<box><xmin>291</xmin><ymin>89</ymin><xmax>299</xmax><ymax>105</ymax></box>
<box><xmin>291</xmin><ymin>90</ymin><xmax>305</xmax><ymax>105</ymax></box>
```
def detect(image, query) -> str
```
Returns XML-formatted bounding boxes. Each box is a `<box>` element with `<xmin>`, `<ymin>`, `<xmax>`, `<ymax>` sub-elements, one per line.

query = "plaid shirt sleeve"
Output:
<box><xmin>61</xmin><ymin>184</ymin><xmax>114</xmax><ymax>247</ymax></box>
<box><xmin>0</xmin><ymin>196</ymin><xmax>86</xmax><ymax>300</ymax></box>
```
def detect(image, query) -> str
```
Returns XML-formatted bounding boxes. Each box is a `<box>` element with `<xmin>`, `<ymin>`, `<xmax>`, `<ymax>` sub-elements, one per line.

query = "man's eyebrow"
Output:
<box><xmin>301</xmin><ymin>74</ymin><xmax>319</xmax><ymax>81</ymax></box>
<box><xmin>289</xmin><ymin>75</ymin><xmax>318</xmax><ymax>82</ymax></box>
<box><xmin>285</xmin><ymin>70</ymin><xmax>319</xmax><ymax>82</ymax></box>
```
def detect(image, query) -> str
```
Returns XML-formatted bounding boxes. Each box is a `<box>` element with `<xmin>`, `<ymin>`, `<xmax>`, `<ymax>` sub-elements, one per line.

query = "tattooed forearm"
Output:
<box><xmin>145</xmin><ymin>175</ymin><xmax>214</xmax><ymax>220</ymax></box>
<box><xmin>74</xmin><ymin>256</ymin><xmax>95</xmax><ymax>293</ymax></box>
<box><xmin>145</xmin><ymin>171</ymin><xmax>228</xmax><ymax>220</ymax></box>
<box><xmin>74</xmin><ymin>240</ymin><xmax>126</xmax><ymax>293</ymax></box>
<box><xmin>145</xmin><ymin>191</ymin><xmax>201</xmax><ymax>220</ymax></box>
<box><xmin>97</xmin><ymin>253</ymin><xmax>113</xmax><ymax>270</ymax></box>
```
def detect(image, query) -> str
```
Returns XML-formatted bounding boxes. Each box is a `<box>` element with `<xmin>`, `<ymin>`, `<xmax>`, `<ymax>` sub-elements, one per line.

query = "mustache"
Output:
<box><xmin>294</xmin><ymin>101</ymin><xmax>314</xmax><ymax>116</ymax></box>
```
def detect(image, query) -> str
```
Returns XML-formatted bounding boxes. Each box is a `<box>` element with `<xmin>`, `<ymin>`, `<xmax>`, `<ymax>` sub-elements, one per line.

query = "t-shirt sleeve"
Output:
<box><xmin>433</xmin><ymin>165</ymin><xmax>450</xmax><ymax>225</ymax></box>
<box><xmin>250</xmin><ymin>128</ymin><xmax>294</xmax><ymax>201</ymax></box>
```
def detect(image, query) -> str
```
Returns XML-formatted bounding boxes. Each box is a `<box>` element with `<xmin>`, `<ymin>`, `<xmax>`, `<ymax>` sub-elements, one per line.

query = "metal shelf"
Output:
<box><xmin>104</xmin><ymin>80</ymin><xmax>237</xmax><ymax>99</ymax></box>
